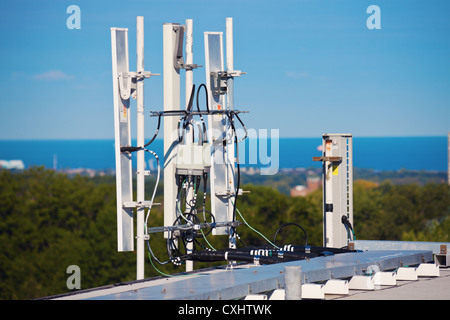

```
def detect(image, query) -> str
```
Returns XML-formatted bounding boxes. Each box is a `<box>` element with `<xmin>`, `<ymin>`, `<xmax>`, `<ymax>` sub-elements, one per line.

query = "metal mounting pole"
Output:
<box><xmin>314</xmin><ymin>134</ymin><xmax>353</xmax><ymax>248</ymax></box>
<box><xmin>136</xmin><ymin>16</ymin><xmax>145</xmax><ymax>280</ymax></box>
<box><xmin>185</xmin><ymin>18</ymin><xmax>194</xmax><ymax>273</ymax></box>
<box><xmin>163</xmin><ymin>23</ymin><xmax>181</xmax><ymax>238</ymax></box>
<box><xmin>185</xmin><ymin>19</ymin><xmax>194</xmax><ymax>104</ymax></box>
<box><xmin>226</xmin><ymin>17</ymin><xmax>236</xmax><ymax>250</ymax></box>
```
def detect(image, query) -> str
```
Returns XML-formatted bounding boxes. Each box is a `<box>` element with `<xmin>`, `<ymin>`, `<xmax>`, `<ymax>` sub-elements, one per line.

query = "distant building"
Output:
<box><xmin>241</xmin><ymin>167</ymin><xmax>259</xmax><ymax>175</ymax></box>
<box><xmin>290</xmin><ymin>185</ymin><xmax>307</xmax><ymax>197</ymax></box>
<box><xmin>0</xmin><ymin>160</ymin><xmax>25</xmax><ymax>170</ymax></box>
<box><xmin>290</xmin><ymin>176</ymin><xmax>321</xmax><ymax>197</ymax></box>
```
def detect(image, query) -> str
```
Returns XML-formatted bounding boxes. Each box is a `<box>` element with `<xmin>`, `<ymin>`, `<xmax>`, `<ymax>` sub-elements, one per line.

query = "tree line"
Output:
<box><xmin>0</xmin><ymin>167</ymin><xmax>448</xmax><ymax>299</ymax></box>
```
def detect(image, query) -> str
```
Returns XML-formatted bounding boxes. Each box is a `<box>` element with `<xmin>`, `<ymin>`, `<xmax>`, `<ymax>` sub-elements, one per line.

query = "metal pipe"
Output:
<box><xmin>136</xmin><ymin>16</ymin><xmax>145</xmax><ymax>280</ymax></box>
<box><xmin>185</xmin><ymin>19</ymin><xmax>193</xmax><ymax>106</ymax></box>
<box><xmin>184</xmin><ymin>19</ymin><xmax>195</xmax><ymax>273</ymax></box>
<box><xmin>225</xmin><ymin>17</ymin><xmax>236</xmax><ymax>250</ymax></box>
<box><xmin>226</xmin><ymin>17</ymin><xmax>234</xmax><ymax>75</ymax></box>
<box><xmin>163</xmin><ymin>23</ymin><xmax>181</xmax><ymax>239</ymax></box>
<box><xmin>324</xmin><ymin>138</ymin><xmax>333</xmax><ymax>247</ymax></box>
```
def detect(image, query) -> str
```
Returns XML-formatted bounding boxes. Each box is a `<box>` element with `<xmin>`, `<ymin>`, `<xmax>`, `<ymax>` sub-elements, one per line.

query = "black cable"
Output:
<box><xmin>183</xmin><ymin>243</ymin><xmax>359</xmax><ymax>266</ymax></box>
<box><xmin>143</xmin><ymin>113</ymin><xmax>161</xmax><ymax>148</ymax></box>
<box><xmin>177</xmin><ymin>119</ymin><xmax>182</xmax><ymax>142</ymax></box>
<box><xmin>341</xmin><ymin>215</ymin><xmax>355</xmax><ymax>240</ymax></box>
<box><xmin>196</xmin><ymin>84</ymin><xmax>209</xmax><ymax>143</ymax></box>
<box><xmin>225</xmin><ymin>112</ymin><xmax>241</xmax><ymax>242</ymax></box>
<box><xmin>202</xmin><ymin>172</ymin><xmax>208</xmax><ymax>221</ymax></box>
<box><xmin>273</xmin><ymin>223</ymin><xmax>308</xmax><ymax>246</ymax></box>
<box><xmin>120</xmin><ymin>113</ymin><xmax>162</xmax><ymax>153</ymax></box>
<box><xmin>341</xmin><ymin>215</ymin><xmax>354</xmax><ymax>232</ymax></box>
<box><xmin>196</xmin><ymin>83</ymin><xmax>210</xmax><ymax>113</ymax></box>
<box><xmin>241</xmin><ymin>244</ymin><xmax>357</xmax><ymax>254</ymax></box>
<box><xmin>166</xmin><ymin>212</ymin><xmax>201</xmax><ymax>262</ymax></box>
<box><xmin>186</xmin><ymin>84</ymin><xmax>195</xmax><ymax>112</ymax></box>
<box><xmin>166</xmin><ymin>230</ymin><xmax>184</xmax><ymax>264</ymax></box>
<box><xmin>198</xmin><ymin>209</ymin><xmax>215</xmax><ymax>237</ymax></box>
<box><xmin>186</xmin><ymin>248</ymin><xmax>317</xmax><ymax>265</ymax></box>
<box><xmin>234</xmin><ymin>113</ymin><xmax>248</xmax><ymax>142</ymax></box>
<box><xmin>146</xmin><ymin>239</ymin><xmax>171</xmax><ymax>265</ymax></box>
<box><xmin>181</xmin><ymin>85</ymin><xmax>196</xmax><ymax>134</ymax></box>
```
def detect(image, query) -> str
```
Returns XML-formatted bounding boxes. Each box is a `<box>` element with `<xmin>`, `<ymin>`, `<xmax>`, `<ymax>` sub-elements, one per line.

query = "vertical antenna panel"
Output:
<box><xmin>163</xmin><ymin>23</ymin><xmax>181</xmax><ymax>237</ymax></box>
<box><xmin>204</xmin><ymin>32</ymin><xmax>230</xmax><ymax>235</ymax></box>
<box><xmin>321</xmin><ymin>134</ymin><xmax>353</xmax><ymax>248</ymax></box>
<box><xmin>111</xmin><ymin>28</ymin><xmax>134</xmax><ymax>252</ymax></box>
<box><xmin>225</xmin><ymin>18</ymin><xmax>236</xmax><ymax>244</ymax></box>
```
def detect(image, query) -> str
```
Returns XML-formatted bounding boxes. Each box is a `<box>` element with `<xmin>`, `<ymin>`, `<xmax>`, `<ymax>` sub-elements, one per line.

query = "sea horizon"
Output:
<box><xmin>0</xmin><ymin>134</ymin><xmax>447</xmax><ymax>141</ymax></box>
<box><xmin>0</xmin><ymin>136</ymin><xmax>448</xmax><ymax>172</ymax></box>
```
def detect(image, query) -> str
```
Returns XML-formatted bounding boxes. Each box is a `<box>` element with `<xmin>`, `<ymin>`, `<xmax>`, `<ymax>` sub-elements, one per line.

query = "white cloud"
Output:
<box><xmin>285</xmin><ymin>71</ymin><xmax>309</xmax><ymax>79</ymax></box>
<box><xmin>32</xmin><ymin>70</ymin><xmax>74</xmax><ymax>81</ymax></box>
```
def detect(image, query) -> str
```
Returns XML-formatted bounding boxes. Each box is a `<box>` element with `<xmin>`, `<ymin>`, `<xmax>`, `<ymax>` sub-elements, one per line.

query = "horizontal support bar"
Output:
<box><xmin>312</xmin><ymin>156</ymin><xmax>342</xmax><ymax>162</ymax></box>
<box><xmin>148</xmin><ymin>220</ymin><xmax>243</xmax><ymax>234</ymax></box>
<box><xmin>215</xmin><ymin>189</ymin><xmax>248</xmax><ymax>196</ymax></box>
<box><xmin>149</xmin><ymin>109</ymin><xmax>248</xmax><ymax>117</ymax></box>
<box><xmin>123</xmin><ymin>201</ymin><xmax>161</xmax><ymax>208</ymax></box>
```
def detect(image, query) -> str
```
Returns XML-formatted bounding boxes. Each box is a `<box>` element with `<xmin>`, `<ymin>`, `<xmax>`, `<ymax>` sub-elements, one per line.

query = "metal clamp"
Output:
<box><xmin>210</xmin><ymin>70</ymin><xmax>245</xmax><ymax>96</ymax></box>
<box><xmin>118</xmin><ymin>71</ymin><xmax>160</xmax><ymax>100</ymax></box>
<box><xmin>123</xmin><ymin>201</ymin><xmax>161</xmax><ymax>208</ymax></box>
<box><xmin>173</xmin><ymin>24</ymin><xmax>203</xmax><ymax>70</ymax></box>
<box><xmin>312</xmin><ymin>156</ymin><xmax>342</xmax><ymax>162</ymax></box>
<box><xmin>215</xmin><ymin>189</ymin><xmax>248</xmax><ymax>197</ymax></box>
<box><xmin>211</xmin><ymin>71</ymin><xmax>227</xmax><ymax>95</ymax></box>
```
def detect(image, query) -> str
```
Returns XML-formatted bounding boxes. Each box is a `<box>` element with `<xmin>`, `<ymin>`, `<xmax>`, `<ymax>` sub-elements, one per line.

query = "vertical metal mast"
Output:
<box><xmin>314</xmin><ymin>134</ymin><xmax>353</xmax><ymax>248</ymax></box>
<box><xmin>112</xmin><ymin>16</ymin><xmax>159</xmax><ymax>279</ymax></box>
<box><xmin>225</xmin><ymin>17</ymin><xmax>236</xmax><ymax>249</ymax></box>
<box><xmin>226</xmin><ymin>17</ymin><xmax>234</xmax><ymax>111</ymax></box>
<box><xmin>135</xmin><ymin>16</ymin><xmax>145</xmax><ymax>280</ymax></box>
<box><xmin>163</xmin><ymin>23</ymin><xmax>181</xmax><ymax>237</ymax></box>
<box><xmin>185</xmin><ymin>19</ymin><xmax>194</xmax><ymax>103</ymax></box>
<box><xmin>184</xmin><ymin>19</ymin><xmax>194</xmax><ymax>272</ymax></box>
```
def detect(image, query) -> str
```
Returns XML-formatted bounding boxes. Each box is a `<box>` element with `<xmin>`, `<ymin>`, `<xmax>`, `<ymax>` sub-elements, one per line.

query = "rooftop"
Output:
<box><xmin>45</xmin><ymin>245</ymin><xmax>450</xmax><ymax>300</ymax></box>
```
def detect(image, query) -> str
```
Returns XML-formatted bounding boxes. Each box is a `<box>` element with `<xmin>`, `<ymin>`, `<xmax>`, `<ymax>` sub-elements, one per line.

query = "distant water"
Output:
<box><xmin>0</xmin><ymin>136</ymin><xmax>447</xmax><ymax>172</ymax></box>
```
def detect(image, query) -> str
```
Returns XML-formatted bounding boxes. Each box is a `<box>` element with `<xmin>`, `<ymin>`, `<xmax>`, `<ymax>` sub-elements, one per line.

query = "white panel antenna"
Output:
<box><xmin>204</xmin><ymin>18</ymin><xmax>245</xmax><ymax>241</ymax></box>
<box><xmin>204</xmin><ymin>31</ymin><xmax>229</xmax><ymax>235</ymax></box>
<box><xmin>313</xmin><ymin>134</ymin><xmax>353</xmax><ymax>248</ymax></box>
<box><xmin>111</xmin><ymin>18</ymin><xmax>160</xmax><ymax>280</ymax></box>
<box><xmin>111</xmin><ymin>27</ymin><xmax>134</xmax><ymax>252</ymax></box>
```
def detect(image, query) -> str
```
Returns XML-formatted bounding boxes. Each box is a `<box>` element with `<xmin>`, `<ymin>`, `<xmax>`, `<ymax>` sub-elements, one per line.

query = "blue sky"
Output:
<box><xmin>0</xmin><ymin>0</ymin><xmax>449</xmax><ymax>139</ymax></box>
